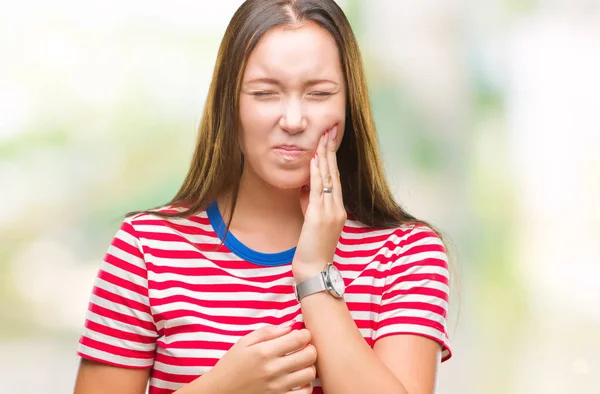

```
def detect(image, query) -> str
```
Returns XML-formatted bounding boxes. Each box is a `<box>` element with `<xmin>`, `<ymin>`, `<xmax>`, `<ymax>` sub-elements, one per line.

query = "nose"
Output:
<box><xmin>279</xmin><ymin>97</ymin><xmax>307</xmax><ymax>134</ymax></box>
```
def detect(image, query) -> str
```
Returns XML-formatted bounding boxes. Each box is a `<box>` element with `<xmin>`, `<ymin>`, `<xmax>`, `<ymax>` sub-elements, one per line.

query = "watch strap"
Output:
<box><xmin>294</xmin><ymin>272</ymin><xmax>327</xmax><ymax>301</ymax></box>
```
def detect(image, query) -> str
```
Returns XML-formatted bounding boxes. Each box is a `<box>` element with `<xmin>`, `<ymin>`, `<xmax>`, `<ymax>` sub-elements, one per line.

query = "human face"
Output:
<box><xmin>239</xmin><ymin>22</ymin><xmax>346</xmax><ymax>190</ymax></box>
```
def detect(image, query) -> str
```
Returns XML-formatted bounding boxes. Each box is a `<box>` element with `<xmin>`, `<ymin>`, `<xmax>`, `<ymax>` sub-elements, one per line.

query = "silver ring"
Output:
<box><xmin>323</xmin><ymin>187</ymin><xmax>333</xmax><ymax>193</ymax></box>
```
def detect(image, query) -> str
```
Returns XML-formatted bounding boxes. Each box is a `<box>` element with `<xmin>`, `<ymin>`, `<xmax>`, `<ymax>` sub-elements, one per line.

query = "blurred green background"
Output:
<box><xmin>1</xmin><ymin>1</ymin><xmax>599</xmax><ymax>393</ymax></box>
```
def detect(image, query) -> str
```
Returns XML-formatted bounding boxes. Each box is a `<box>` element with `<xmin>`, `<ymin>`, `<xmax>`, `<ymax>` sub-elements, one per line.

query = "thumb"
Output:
<box><xmin>241</xmin><ymin>320</ymin><xmax>296</xmax><ymax>347</ymax></box>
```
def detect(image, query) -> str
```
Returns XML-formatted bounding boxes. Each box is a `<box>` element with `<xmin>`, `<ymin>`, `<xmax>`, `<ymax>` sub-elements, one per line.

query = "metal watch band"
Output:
<box><xmin>294</xmin><ymin>273</ymin><xmax>327</xmax><ymax>301</ymax></box>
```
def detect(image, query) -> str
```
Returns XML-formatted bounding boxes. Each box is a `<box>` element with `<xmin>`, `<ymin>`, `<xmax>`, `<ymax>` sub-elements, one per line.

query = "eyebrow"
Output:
<box><xmin>244</xmin><ymin>77</ymin><xmax>338</xmax><ymax>86</ymax></box>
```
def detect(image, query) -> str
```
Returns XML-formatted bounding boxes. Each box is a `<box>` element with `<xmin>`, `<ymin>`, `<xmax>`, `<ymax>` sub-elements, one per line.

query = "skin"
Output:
<box><xmin>74</xmin><ymin>21</ymin><xmax>442</xmax><ymax>394</ymax></box>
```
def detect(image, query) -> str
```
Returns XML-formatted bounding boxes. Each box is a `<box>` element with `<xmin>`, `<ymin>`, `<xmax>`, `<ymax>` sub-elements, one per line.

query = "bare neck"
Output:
<box><xmin>217</xmin><ymin>168</ymin><xmax>305</xmax><ymax>245</ymax></box>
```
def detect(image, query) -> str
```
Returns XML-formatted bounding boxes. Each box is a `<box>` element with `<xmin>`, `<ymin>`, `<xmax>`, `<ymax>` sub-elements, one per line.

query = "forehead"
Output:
<box><xmin>243</xmin><ymin>22</ymin><xmax>342</xmax><ymax>82</ymax></box>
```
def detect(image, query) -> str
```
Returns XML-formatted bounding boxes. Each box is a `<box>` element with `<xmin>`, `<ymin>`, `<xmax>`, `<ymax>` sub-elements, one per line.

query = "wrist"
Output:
<box><xmin>292</xmin><ymin>261</ymin><xmax>328</xmax><ymax>282</ymax></box>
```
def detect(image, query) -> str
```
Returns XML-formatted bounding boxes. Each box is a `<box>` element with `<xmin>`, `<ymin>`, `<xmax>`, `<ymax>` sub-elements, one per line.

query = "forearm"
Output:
<box><xmin>173</xmin><ymin>368</ymin><xmax>229</xmax><ymax>394</ymax></box>
<box><xmin>301</xmin><ymin>292</ymin><xmax>408</xmax><ymax>394</ymax></box>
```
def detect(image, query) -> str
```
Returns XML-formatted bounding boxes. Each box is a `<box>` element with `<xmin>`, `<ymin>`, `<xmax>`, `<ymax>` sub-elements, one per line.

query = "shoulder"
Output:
<box><xmin>343</xmin><ymin>218</ymin><xmax>445</xmax><ymax>253</ymax></box>
<box><xmin>341</xmin><ymin>219</ymin><xmax>448</xmax><ymax>272</ymax></box>
<box><xmin>394</xmin><ymin>224</ymin><xmax>446</xmax><ymax>258</ymax></box>
<box><xmin>118</xmin><ymin>205</ymin><xmax>217</xmax><ymax>257</ymax></box>
<box><xmin>108</xmin><ymin>206</ymin><xmax>203</xmax><ymax>250</ymax></box>
<box><xmin>124</xmin><ymin>205</ymin><xmax>197</xmax><ymax>230</ymax></box>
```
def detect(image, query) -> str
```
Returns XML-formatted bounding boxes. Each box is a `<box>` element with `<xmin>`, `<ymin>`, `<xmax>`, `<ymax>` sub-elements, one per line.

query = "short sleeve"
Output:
<box><xmin>77</xmin><ymin>218</ymin><xmax>158</xmax><ymax>368</ymax></box>
<box><xmin>373</xmin><ymin>226</ymin><xmax>452</xmax><ymax>362</ymax></box>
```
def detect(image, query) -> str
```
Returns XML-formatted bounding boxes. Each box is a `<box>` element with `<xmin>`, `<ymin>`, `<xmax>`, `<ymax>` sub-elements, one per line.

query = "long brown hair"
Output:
<box><xmin>131</xmin><ymin>0</ymin><xmax>430</xmax><ymax>231</ymax></box>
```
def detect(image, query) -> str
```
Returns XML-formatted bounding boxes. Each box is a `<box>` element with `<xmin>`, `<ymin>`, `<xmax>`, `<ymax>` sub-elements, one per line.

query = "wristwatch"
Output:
<box><xmin>294</xmin><ymin>263</ymin><xmax>346</xmax><ymax>302</ymax></box>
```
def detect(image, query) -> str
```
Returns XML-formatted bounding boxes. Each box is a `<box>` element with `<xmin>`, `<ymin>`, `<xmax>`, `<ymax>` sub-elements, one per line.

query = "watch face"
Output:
<box><xmin>327</xmin><ymin>264</ymin><xmax>345</xmax><ymax>296</ymax></box>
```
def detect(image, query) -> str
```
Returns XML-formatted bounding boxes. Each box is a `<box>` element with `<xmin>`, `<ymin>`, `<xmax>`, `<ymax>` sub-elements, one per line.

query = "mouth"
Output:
<box><xmin>273</xmin><ymin>145</ymin><xmax>307</xmax><ymax>159</ymax></box>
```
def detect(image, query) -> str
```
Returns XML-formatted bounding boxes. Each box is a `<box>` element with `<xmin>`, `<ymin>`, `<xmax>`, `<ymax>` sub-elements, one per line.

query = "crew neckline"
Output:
<box><xmin>206</xmin><ymin>201</ymin><xmax>296</xmax><ymax>266</ymax></box>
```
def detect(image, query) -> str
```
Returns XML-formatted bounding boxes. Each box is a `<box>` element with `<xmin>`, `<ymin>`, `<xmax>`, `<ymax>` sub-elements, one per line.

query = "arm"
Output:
<box><xmin>373</xmin><ymin>335</ymin><xmax>442</xmax><ymax>394</ymax></box>
<box><xmin>300</xmin><ymin>227</ymin><xmax>450</xmax><ymax>394</ymax></box>
<box><xmin>74</xmin><ymin>359</ymin><xmax>150</xmax><ymax>394</ymax></box>
<box><xmin>74</xmin><ymin>218</ymin><xmax>159</xmax><ymax>394</ymax></box>
<box><xmin>76</xmin><ymin>218</ymin><xmax>318</xmax><ymax>394</ymax></box>
<box><xmin>74</xmin><ymin>325</ymin><xmax>318</xmax><ymax>394</ymax></box>
<box><xmin>301</xmin><ymin>290</ymin><xmax>442</xmax><ymax>394</ymax></box>
<box><xmin>73</xmin><ymin>359</ymin><xmax>223</xmax><ymax>394</ymax></box>
<box><xmin>294</xmin><ymin>127</ymin><xmax>450</xmax><ymax>394</ymax></box>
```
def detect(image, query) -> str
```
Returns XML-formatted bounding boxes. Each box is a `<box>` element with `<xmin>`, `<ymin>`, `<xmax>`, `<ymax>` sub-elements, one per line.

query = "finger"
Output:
<box><xmin>326</xmin><ymin>125</ymin><xmax>343</xmax><ymax>206</ymax></box>
<box><xmin>318</xmin><ymin>130</ymin><xmax>332</xmax><ymax>188</ymax></box>
<box><xmin>279</xmin><ymin>343</ymin><xmax>317</xmax><ymax>373</ymax></box>
<box><xmin>286</xmin><ymin>383</ymin><xmax>313</xmax><ymax>393</ymax></box>
<box><xmin>264</xmin><ymin>329</ymin><xmax>312</xmax><ymax>357</ymax></box>
<box><xmin>317</xmin><ymin>130</ymin><xmax>334</xmax><ymax>210</ymax></box>
<box><xmin>283</xmin><ymin>364</ymin><xmax>317</xmax><ymax>391</ymax></box>
<box><xmin>308</xmin><ymin>153</ymin><xmax>323</xmax><ymax>209</ymax></box>
<box><xmin>241</xmin><ymin>322</ymin><xmax>294</xmax><ymax>347</ymax></box>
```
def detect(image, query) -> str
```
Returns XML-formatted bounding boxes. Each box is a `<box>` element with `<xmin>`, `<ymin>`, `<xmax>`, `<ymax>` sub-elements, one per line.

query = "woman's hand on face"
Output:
<box><xmin>294</xmin><ymin>125</ymin><xmax>346</xmax><ymax>282</ymax></box>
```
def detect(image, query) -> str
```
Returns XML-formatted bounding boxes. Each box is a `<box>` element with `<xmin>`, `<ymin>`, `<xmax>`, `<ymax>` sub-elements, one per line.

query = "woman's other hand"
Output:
<box><xmin>196</xmin><ymin>322</ymin><xmax>316</xmax><ymax>394</ymax></box>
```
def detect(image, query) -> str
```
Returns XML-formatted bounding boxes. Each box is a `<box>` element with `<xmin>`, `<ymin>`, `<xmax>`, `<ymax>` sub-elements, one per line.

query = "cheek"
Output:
<box><xmin>238</xmin><ymin>98</ymin><xmax>275</xmax><ymax>154</ymax></box>
<box><xmin>240</xmin><ymin>97</ymin><xmax>279</xmax><ymax>127</ymax></box>
<box><xmin>307</xmin><ymin>97</ymin><xmax>346</xmax><ymax>145</ymax></box>
<box><xmin>308</xmin><ymin>94</ymin><xmax>345</xmax><ymax>117</ymax></box>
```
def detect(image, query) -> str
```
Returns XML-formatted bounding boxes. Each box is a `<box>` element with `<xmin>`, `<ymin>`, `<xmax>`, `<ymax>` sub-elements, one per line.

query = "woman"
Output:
<box><xmin>74</xmin><ymin>1</ymin><xmax>451</xmax><ymax>393</ymax></box>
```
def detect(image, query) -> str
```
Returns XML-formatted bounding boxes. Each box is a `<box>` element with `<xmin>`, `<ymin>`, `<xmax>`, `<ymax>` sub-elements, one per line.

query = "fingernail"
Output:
<box><xmin>314</xmin><ymin>153</ymin><xmax>319</xmax><ymax>166</ymax></box>
<box><xmin>330</xmin><ymin>125</ymin><xmax>338</xmax><ymax>141</ymax></box>
<box><xmin>279</xmin><ymin>319</ymin><xmax>296</xmax><ymax>328</ymax></box>
<box><xmin>324</xmin><ymin>131</ymin><xmax>330</xmax><ymax>144</ymax></box>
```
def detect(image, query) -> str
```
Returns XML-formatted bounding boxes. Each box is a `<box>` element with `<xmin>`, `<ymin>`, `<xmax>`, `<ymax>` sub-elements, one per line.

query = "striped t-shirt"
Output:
<box><xmin>78</xmin><ymin>202</ymin><xmax>451</xmax><ymax>393</ymax></box>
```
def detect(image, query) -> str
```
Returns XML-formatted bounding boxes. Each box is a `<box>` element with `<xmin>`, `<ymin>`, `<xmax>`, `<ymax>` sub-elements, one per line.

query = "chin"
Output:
<box><xmin>267</xmin><ymin>170</ymin><xmax>310</xmax><ymax>190</ymax></box>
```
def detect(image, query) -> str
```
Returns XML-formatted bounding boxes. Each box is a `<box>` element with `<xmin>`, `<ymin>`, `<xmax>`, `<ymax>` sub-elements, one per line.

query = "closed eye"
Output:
<box><xmin>252</xmin><ymin>91</ymin><xmax>277</xmax><ymax>97</ymax></box>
